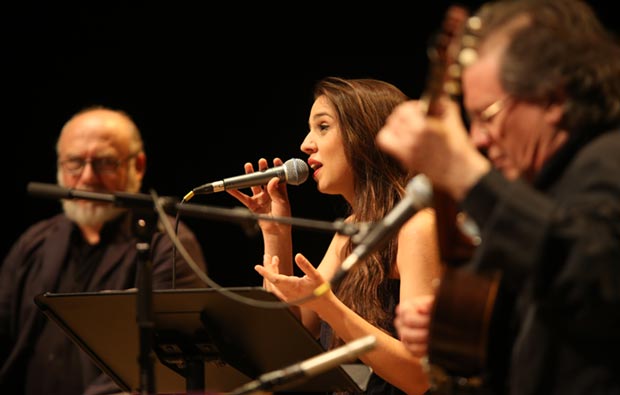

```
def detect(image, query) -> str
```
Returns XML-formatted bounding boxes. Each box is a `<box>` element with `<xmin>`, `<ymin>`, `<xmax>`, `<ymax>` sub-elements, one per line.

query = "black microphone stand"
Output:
<box><xmin>26</xmin><ymin>182</ymin><xmax>365</xmax><ymax>237</ymax></box>
<box><xmin>133</xmin><ymin>208</ymin><xmax>157</xmax><ymax>395</ymax></box>
<box><xmin>26</xmin><ymin>182</ymin><xmax>369</xmax><ymax>394</ymax></box>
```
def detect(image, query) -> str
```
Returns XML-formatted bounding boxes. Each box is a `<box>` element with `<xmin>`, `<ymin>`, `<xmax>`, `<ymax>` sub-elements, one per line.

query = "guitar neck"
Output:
<box><xmin>434</xmin><ymin>188</ymin><xmax>477</xmax><ymax>266</ymax></box>
<box><xmin>420</xmin><ymin>4</ymin><xmax>477</xmax><ymax>267</ymax></box>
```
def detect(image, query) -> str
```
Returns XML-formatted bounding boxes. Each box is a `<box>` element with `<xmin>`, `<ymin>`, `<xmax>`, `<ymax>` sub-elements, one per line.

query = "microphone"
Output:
<box><xmin>328</xmin><ymin>175</ymin><xmax>433</xmax><ymax>288</ymax></box>
<box><xmin>26</xmin><ymin>182</ymin><xmax>177</xmax><ymax>209</ymax></box>
<box><xmin>184</xmin><ymin>158</ymin><xmax>309</xmax><ymax>201</ymax></box>
<box><xmin>229</xmin><ymin>335</ymin><xmax>376</xmax><ymax>395</ymax></box>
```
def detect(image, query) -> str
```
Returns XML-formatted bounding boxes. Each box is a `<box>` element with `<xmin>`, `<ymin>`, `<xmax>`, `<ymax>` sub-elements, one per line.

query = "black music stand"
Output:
<box><xmin>34</xmin><ymin>287</ymin><xmax>372</xmax><ymax>394</ymax></box>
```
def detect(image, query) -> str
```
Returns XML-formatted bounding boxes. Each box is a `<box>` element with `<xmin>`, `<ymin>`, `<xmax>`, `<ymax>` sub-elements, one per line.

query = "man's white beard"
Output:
<box><xmin>57</xmin><ymin>161</ymin><xmax>141</xmax><ymax>227</ymax></box>
<box><xmin>62</xmin><ymin>200</ymin><xmax>125</xmax><ymax>227</ymax></box>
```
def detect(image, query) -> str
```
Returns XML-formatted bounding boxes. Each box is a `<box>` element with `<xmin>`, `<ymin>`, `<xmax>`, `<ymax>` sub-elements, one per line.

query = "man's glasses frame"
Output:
<box><xmin>58</xmin><ymin>152</ymin><xmax>140</xmax><ymax>175</ymax></box>
<box><xmin>468</xmin><ymin>96</ymin><xmax>512</xmax><ymax>129</ymax></box>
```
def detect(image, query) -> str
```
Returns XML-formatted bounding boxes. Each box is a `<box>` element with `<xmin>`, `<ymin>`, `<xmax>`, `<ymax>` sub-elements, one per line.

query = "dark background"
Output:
<box><xmin>4</xmin><ymin>1</ymin><xmax>615</xmax><ymax>287</ymax></box>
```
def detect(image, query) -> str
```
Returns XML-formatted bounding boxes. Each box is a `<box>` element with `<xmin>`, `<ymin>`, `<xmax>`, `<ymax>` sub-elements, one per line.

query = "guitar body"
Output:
<box><xmin>428</xmin><ymin>267</ymin><xmax>513</xmax><ymax>395</ymax></box>
<box><xmin>430</xmin><ymin>269</ymin><xmax>501</xmax><ymax>377</ymax></box>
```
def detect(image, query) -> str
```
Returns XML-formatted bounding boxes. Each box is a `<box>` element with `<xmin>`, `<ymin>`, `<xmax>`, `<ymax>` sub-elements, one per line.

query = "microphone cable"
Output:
<box><xmin>152</xmin><ymin>189</ymin><xmax>329</xmax><ymax>309</ymax></box>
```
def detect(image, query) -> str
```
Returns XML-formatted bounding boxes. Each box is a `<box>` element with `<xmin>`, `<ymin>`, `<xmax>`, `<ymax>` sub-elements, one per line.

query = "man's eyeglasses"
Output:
<box><xmin>468</xmin><ymin>96</ymin><xmax>512</xmax><ymax>127</ymax></box>
<box><xmin>58</xmin><ymin>152</ymin><xmax>139</xmax><ymax>175</ymax></box>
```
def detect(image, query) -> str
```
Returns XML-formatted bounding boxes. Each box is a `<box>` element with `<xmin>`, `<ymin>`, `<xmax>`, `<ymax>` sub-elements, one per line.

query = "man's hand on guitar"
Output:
<box><xmin>394</xmin><ymin>294</ymin><xmax>435</xmax><ymax>358</ymax></box>
<box><xmin>377</xmin><ymin>97</ymin><xmax>489</xmax><ymax>202</ymax></box>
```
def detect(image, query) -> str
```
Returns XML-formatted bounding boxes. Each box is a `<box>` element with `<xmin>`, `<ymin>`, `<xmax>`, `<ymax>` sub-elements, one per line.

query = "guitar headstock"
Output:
<box><xmin>421</xmin><ymin>4</ymin><xmax>480</xmax><ymax>116</ymax></box>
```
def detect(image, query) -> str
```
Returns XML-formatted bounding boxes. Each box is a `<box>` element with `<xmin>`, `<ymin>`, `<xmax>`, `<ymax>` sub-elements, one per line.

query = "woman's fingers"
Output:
<box><xmin>248</xmin><ymin>160</ymin><xmax>265</xmax><ymax>196</ymax></box>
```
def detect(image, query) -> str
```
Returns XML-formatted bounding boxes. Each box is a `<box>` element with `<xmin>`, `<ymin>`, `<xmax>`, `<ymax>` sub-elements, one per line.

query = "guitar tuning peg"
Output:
<box><xmin>459</xmin><ymin>47</ymin><xmax>478</xmax><ymax>68</ymax></box>
<box><xmin>444</xmin><ymin>80</ymin><xmax>461</xmax><ymax>97</ymax></box>
<box><xmin>466</xmin><ymin>15</ymin><xmax>482</xmax><ymax>32</ymax></box>
<box><xmin>461</xmin><ymin>34</ymin><xmax>478</xmax><ymax>51</ymax></box>
<box><xmin>447</xmin><ymin>63</ymin><xmax>462</xmax><ymax>79</ymax></box>
<box><xmin>457</xmin><ymin>15</ymin><xmax>482</xmax><ymax>69</ymax></box>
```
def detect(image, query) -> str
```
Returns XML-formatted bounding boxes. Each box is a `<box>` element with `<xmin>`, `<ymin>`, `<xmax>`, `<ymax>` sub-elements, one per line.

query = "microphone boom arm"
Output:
<box><xmin>27</xmin><ymin>182</ymin><xmax>364</xmax><ymax>236</ymax></box>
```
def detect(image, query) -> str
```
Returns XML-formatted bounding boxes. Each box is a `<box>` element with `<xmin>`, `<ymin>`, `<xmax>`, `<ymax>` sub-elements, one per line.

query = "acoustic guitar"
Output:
<box><xmin>420</xmin><ymin>6</ymin><xmax>512</xmax><ymax>394</ymax></box>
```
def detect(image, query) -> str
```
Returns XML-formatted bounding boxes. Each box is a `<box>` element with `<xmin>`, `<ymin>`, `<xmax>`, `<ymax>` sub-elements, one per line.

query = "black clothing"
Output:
<box><xmin>462</xmin><ymin>129</ymin><xmax>620</xmax><ymax>394</ymax></box>
<box><xmin>320</xmin><ymin>279</ymin><xmax>405</xmax><ymax>395</ymax></box>
<box><xmin>0</xmin><ymin>211</ymin><xmax>207</xmax><ymax>395</ymax></box>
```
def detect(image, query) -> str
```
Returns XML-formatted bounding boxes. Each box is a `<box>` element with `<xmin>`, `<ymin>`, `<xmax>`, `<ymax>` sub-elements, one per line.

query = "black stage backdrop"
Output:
<box><xmin>4</xmin><ymin>1</ymin><xmax>615</xmax><ymax>287</ymax></box>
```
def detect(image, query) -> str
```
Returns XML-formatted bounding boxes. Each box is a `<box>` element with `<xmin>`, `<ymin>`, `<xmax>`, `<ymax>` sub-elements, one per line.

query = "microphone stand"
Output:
<box><xmin>133</xmin><ymin>208</ymin><xmax>157</xmax><ymax>395</ymax></box>
<box><xmin>26</xmin><ymin>182</ymin><xmax>366</xmax><ymax>237</ymax></box>
<box><xmin>26</xmin><ymin>183</ymin><xmax>161</xmax><ymax>394</ymax></box>
<box><xmin>26</xmin><ymin>182</ymin><xmax>369</xmax><ymax>393</ymax></box>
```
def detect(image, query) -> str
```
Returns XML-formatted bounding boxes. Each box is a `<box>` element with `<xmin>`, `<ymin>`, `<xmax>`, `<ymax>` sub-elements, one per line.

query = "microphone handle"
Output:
<box><xmin>27</xmin><ymin>182</ymin><xmax>160</xmax><ymax>208</ymax></box>
<box><xmin>219</xmin><ymin>167</ymin><xmax>285</xmax><ymax>192</ymax></box>
<box><xmin>192</xmin><ymin>167</ymin><xmax>284</xmax><ymax>195</ymax></box>
<box><xmin>323</xmin><ymin>175</ymin><xmax>434</xmax><ymax>293</ymax></box>
<box><xmin>230</xmin><ymin>335</ymin><xmax>376</xmax><ymax>395</ymax></box>
<box><xmin>27</xmin><ymin>182</ymin><xmax>112</xmax><ymax>202</ymax></box>
<box><xmin>300</xmin><ymin>334</ymin><xmax>376</xmax><ymax>376</ymax></box>
<box><xmin>341</xmin><ymin>194</ymin><xmax>418</xmax><ymax>273</ymax></box>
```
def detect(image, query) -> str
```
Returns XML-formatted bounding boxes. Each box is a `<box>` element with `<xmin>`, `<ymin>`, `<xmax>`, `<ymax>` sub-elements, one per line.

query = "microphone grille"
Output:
<box><xmin>407</xmin><ymin>174</ymin><xmax>433</xmax><ymax>209</ymax></box>
<box><xmin>284</xmin><ymin>158</ymin><xmax>310</xmax><ymax>185</ymax></box>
